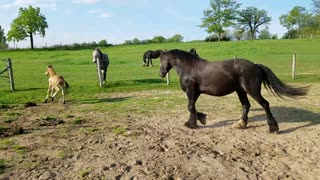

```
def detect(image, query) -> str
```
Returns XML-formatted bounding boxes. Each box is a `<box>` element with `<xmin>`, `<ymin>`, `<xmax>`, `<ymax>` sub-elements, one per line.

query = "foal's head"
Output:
<box><xmin>92</xmin><ymin>48</ymin><xmax>102</xmax><ymax>63</ymax></box>
<box><xmin>45</xmin><ymin>65</ymin><xmax>55</xmax><ymax>76</ymax></box>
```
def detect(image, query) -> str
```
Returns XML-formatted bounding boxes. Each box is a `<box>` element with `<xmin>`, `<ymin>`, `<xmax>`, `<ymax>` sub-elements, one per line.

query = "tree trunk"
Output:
<box><xmin>30</xmin><ymin>32</ymin><xmax>34</xmax><ymax>49</ymax></box>
<box><xmin>218</xmin><ymin>32</ymin><xmax>221</xmax><ymax>42</ymax></box>
<box><xmin>250</xmin><ymin>29</ymin><xmax>255</xmax><ymax>39</ymax></box>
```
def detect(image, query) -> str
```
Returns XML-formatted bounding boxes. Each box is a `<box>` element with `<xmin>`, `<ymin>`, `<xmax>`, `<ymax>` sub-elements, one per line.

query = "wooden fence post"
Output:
<box><xmin>7</xmin><ymin>58</ymin><xmax>15</xmax><ymax>91</ymax></box>
<box><xmin>166</xmin><ymin>72</ymin><xmax>170</xmax><ymax>85</ymax></box>
<box><xmin>292</xmin><ymin>53</ymin><xmax>296</xmax><ymax>80</ymax></box>
<box><xmin>96</xmin><ymin>59</ymin><xmax>103</xmax><ymax>87</ymax></box>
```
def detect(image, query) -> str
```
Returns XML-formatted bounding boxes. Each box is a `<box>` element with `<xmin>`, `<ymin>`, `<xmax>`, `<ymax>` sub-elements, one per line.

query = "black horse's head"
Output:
<box><xmin>92</xmin><ymin>47</ymin><xmax>102</xmax><ymax>63</ymax></box>
<box><xmin>143</xmin><ymin>50</ymin><xmax>151</xmax><ymax>66</ymax></box>
<box><xmin>159</xmin><ymin>50</ymin><xmax>173</xmax><ymax>78</ymax></box>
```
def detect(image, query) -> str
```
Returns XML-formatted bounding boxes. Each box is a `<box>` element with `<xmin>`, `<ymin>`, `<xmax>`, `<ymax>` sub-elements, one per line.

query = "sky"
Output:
<box><xmin>0</xmin><ymin>0</ymin><xmax>314</xmax><ymax>48</ymax></box>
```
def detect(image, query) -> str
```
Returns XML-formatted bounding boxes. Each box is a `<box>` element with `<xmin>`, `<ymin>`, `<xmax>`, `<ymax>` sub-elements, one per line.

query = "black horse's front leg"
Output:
<box><xmin>184</xmin><ymin>89</ymin><xmax>200</xmax><ymax>129</ymax></box>
<box><xmin>150</xmin><ymin>59</ymin><xmax>153</xmax><ymax>67</ymax></box>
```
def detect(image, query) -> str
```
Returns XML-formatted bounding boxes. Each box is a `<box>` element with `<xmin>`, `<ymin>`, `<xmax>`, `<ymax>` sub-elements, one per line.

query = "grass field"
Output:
<box><xmin>0</xmin><ymin>39</ymin><xmax>319</xmax><ymax>105</ymax></box>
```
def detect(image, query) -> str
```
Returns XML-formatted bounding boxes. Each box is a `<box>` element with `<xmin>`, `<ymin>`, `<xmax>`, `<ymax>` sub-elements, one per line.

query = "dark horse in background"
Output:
<box><xmin>92</xmin><ymin>47</ymin><xmax>109</xmax><ymax>83</ymax></box>
<box><xmin>159</xmin><ymin>49</ymin><xmax>308</xmax><ymax>133</ymax></box>
<box><xmin>143</xmin><ymin>50</ymin><xmax>163</xmax><ymax>67</ymax></box>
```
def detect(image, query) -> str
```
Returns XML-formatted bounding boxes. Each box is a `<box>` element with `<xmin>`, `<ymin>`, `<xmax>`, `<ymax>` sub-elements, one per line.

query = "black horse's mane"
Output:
<box><xmin>167</xmin><ymin>49</ymin><xmax>206</xmax><ymax>68</ymax></box>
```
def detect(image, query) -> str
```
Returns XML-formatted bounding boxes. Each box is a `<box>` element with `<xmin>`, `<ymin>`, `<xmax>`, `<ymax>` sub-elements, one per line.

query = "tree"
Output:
<box><xmin>312</xmin><ymin>0</ymin><xmax>320</xmax><ymax>14</ymax></box>
<box><xmin>279</xmin><ymin>6</ymin><xmax>312</xmax><ymax>31</ymax></box>
<box><xmin>140</xmin><ymin>39</ymin><xmax>152</xmax><ymax>44</ymax></box>
<box><xmin>98</xmin><ymin>39</ymin><xmax>108</xmax><ymax>46</ymax></box>
<box><xmin>233</xmin><ymin>29</ymin><xmax>244</xmax><ymax>40</ymax></box>
<box><xmin>237</xmin><ymin>6</ymin><xmax>271</xmax><ymax>39</ymax></box>
<box><xmin>258</xmin><ymin>27</ymin><xmax>271</xmax><ymax>39</ymax></box>
<box><xmin>123</xmin><ymin>40</ymin><xmax>132</xmax><ymax>45</ymax></box>
<box><xmin>152</xmin><ymin>36</ymin><xmax>166</xmax><ymax>43</ymax></box>
<box><xmin>132</xmin><ymin>38</ymin><xmax>140</xmax><ymax>45</ymax></box>
<box><xmin>0</xmin><ymin>26</ymin><xmax>8</xmax><ymax>49</ymax></box>
<box><xmin>200</xmin><ymin>0</ymin><xmax>240</xmax><ymax>41</ymax></box>
<box><xmin>8</xmin><ymin>5</ymin><xmax>48</xmax><ymax>49</ymax></box>
<box><xmin>167</xmin><ymin>34</ymin><xmax>184</xmax><ymax>42</ymax></box>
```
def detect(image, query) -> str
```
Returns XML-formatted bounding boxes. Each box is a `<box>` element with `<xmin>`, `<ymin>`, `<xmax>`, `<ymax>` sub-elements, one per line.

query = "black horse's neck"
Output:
<box><xmin>168</xmin><ymin>49</ymin><xmax>205</xmax><ymax>76</ymax></box>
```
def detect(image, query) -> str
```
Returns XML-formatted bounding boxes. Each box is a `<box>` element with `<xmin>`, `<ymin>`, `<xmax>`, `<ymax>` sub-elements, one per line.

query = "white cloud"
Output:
<box><xmin>0</xmin><ymin>0</ymin><xmax>57</xmax><ymax>10</ymax></box>
<box><xmin>88</xmin><ymin>9</ymin><xmax>113</xmax><ymax>19</ymax></box>
<box><xmin>97</xmin><ymin>12</ymin><xmax>112</xmax><ymax>18</ymax></box>
<box><xmin>71</xmin><ymin>0</ymin><xmax>100</xmax><ymax>4</ymax></box>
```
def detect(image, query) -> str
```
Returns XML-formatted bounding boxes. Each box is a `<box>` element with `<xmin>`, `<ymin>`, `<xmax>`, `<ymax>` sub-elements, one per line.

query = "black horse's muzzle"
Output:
<box><xmin>159</xmin><ymin>70</ymin><xmax>167</xmax><ymax>78</ymax></box>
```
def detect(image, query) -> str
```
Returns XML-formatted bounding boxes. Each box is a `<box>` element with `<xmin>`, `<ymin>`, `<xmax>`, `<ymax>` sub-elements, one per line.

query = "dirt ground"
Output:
<box><xmin>0</xmin><ymin>84</ymin><xmax>319</xmax><ymax>180</ymax></box>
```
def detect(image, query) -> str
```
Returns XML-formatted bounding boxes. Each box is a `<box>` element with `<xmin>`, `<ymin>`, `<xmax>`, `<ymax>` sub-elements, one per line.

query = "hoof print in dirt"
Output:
<box><xmin>38</xmin><ymin>116</ymin><xmax>64</xmax><ymax>126</ymax></box>
<box><xmin>25</xmin><ymin>102</ymin><xmax>37</xmax><ymax>107</ymax></box>
<box><xmin>0</xmin><ymin>125</ymin><xmax>24</xmax><ymax>137</ymax></box>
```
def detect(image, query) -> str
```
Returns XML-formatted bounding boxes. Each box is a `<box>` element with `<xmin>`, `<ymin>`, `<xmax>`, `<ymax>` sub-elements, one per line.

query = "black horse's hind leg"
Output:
<box><xmin>251</xmin><ymin>93</ymin><xmax>279</xmax><ymax>132</ymax></box>
<box><xmin>233</xmin><ymin>90</ymin><xmax>251</xmax><ymax>129</ymax></box>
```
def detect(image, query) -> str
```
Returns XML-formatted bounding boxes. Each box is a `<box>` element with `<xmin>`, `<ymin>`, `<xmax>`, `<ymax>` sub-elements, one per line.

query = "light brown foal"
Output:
<box><xmin>44</xmin><ymin>65</ymin><xmax>69</xmax><ymax>104</ymax></box>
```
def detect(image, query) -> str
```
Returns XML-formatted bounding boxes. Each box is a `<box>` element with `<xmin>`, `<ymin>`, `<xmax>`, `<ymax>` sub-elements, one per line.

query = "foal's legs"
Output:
<box><xmin>44</xmin><ymin>85</ymin><xmax>52</xmax><ymax>103</ymax></box>
<box><xmin>51</xmin><ymin>86</ymin><xmax>60</xmax><ymax>102</ymax></box>
<box><xmin>233</xmin><ymin>90</ymin><xmax>251</xmax><ymax>129</ymax></box>
<box><xmin>61</xmin><ymin>87</ymin><xmax>65</xmax><ymax>104</ymax></box>
<box><xmin>251</xmin><ymin>93</ymin><xmax>279</xmax><ymax>132</ymax></box>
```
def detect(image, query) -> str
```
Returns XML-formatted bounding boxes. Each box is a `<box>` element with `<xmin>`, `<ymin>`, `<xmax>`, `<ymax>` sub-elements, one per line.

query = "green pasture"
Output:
<box><xmin>0</xmin><ymin>39</ymin><xmax>319</xmax><ymax>105</ymax></box>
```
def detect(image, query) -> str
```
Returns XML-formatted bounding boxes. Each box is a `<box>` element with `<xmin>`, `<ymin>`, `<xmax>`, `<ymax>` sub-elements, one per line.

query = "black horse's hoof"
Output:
<box><xmin>232</xmin><ymin>119</ymin><xmax>247</xmax><ymax>129</ymax></box>
<box><xmin>269</xmin><ymin>125</ymin><xmax>279</xmax><ymax>133</ymax></box>
<box><xmin>184</xmin><ymin>122</ymin><xmax>198</xmax><ymax>129</ymax></box>
<box><xmin>197</xmin><ymin>113</ymin><xmax>207</xmax><ymax>125</ymax></box>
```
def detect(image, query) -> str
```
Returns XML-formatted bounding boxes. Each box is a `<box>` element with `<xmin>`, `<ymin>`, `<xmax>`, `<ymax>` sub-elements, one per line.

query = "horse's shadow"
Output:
<box><xmin>78</xmin><ymin>96</ymin><xmax>131</xmax><ymax>104</ymax></box>
<box><xmin>133</xmin><ymin>79</ymin><xmax>165</xmax><ymax>84</ymax></box>
<box><xmin>202</xmin><ymin>106</ymin><xmax>320</xmax><ymax>134</ymax></box>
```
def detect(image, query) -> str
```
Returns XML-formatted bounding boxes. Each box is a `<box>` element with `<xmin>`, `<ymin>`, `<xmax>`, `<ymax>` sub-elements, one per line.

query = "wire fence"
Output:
<box><xmin>0</xmin><ymin>54</ymin><xmax>319</xmax><ymax>91</ymax></box>
<box><xmin>0</xmin><ymin>58</ymin><xmax>15</xmax><ymax>91</ymax></box>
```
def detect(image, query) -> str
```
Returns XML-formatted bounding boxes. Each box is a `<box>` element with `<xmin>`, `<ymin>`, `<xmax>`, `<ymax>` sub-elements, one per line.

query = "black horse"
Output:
<box><xmin>92</xmin><ymin>47</ymin><xmax>109</xmax><ymax>82</ymax></box>
<box><xmin>159</xmin><ymin>49</ymin><xmax>308</xmax><ymax>133</ymax></box>
<box><xmin>143</xmin><ymin>50</ymin><xmax>163</xmax><ymax>67</ymax></box>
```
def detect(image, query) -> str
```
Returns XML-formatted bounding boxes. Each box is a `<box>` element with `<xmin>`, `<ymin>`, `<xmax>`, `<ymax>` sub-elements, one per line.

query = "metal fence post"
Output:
<box><xmin>292</xmin><ymin>53</ymin><xmax>296</xmax><ymax>80</ymax></box>
<box><xmin>7</xmin><ymin>58</ymin><xmax>15</xmax><ymax>91</ymax></box>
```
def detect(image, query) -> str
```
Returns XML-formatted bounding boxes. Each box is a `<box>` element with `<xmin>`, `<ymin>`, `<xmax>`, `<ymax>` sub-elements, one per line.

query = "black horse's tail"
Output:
<box><xmin>256</xmin><ymin>64</ymin><xmax>309</xmax><ymax>99</ymax></box>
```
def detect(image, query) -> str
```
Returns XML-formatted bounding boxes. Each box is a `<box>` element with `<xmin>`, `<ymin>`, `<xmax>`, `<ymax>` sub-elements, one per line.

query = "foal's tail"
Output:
<box><xmin>65</xmin><ymin>81</ymin><xmax>69</xmax><ymax>88</ymax></box>
<box><xmin>60</xmin><ymin>76</ymin><xmax>69</xmax><ymax>88</ymax></box>
<box><xmin>256</xmin><ymin>64</ymin><xmax>309</xmax><ymax>98</ymax></box>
